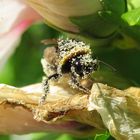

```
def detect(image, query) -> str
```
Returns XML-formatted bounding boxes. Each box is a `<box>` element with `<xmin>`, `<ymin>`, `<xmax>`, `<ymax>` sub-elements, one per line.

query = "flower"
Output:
<box><xmin>0</xmin><ymin>0</ymin><xmax>41</xmax><ymax>68</ymax></box>
<box><xmin>25</xmin><ymin>0</ymin><xmax>102</xmax><ymax>33</ymax></box>
<box><xmin>26</xmin><ymin>0</ymin><xmax>126</xmax><ymax>38</ymax></box>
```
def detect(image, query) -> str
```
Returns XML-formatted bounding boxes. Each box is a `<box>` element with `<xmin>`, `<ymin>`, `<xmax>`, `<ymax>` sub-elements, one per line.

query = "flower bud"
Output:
<box><xmin>26</xmin><ymin>0</ymin><xmax>126</xmax><ymax>39</ymax></box>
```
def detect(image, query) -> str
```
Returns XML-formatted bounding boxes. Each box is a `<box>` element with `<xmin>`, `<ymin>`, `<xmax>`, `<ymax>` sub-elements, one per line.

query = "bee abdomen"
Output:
<box><xmin>58</xmin><ymin>39</ymin><xmax>91</xmax><ymax>68</ymax></box>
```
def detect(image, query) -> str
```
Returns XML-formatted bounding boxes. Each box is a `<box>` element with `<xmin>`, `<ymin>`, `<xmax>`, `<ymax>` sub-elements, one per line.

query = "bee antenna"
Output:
<box><xmin>98</xmin><ymin>60</ymin><xmax>116</xmax><ymax>72</ymax></box>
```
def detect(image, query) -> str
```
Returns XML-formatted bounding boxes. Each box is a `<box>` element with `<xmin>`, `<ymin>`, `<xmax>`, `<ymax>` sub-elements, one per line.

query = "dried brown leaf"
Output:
<box><xmin>89</xmin><ymin>83</ymin><xmax>140</xmax><ymax>140</ymax></box>
<box><xmin>0</xmin><ymin>82</ymin><xmax>105</xmax><ymax>136</ymax></box>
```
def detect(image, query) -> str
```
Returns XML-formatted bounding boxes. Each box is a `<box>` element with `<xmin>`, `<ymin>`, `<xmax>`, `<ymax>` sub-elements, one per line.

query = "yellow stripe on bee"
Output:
<box><xmin>59</xmin><ymin>46</ymin><xmax>91</xmax><ymax>65</ymax></box>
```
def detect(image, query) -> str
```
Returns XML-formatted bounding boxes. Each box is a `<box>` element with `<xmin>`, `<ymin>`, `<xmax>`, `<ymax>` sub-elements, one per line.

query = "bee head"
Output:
<box><xmin>72</xmin><ymin>54</ymin><xmax>98</xmax><ymax>78</ymax></box>
<box><xmin>82</xmin><ymin>59</ymin><xmax>98</xmax><ymax>78</ymax></box>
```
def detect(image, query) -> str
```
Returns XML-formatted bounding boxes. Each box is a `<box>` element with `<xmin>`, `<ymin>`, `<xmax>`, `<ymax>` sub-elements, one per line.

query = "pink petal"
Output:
<box><xmin>0</xmin><ymin>20</ymin><xmax>32</xmax><ymax>68</ymax></box>
<box><xmin>0</xmin><ymin>0</ymin><xmax>41</xmax><ymax>68</ymax></box>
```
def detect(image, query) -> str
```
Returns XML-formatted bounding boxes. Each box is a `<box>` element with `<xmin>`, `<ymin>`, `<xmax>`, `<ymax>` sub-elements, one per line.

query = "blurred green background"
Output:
<box><xmin>0</xmin><ymin>22</ymin><xmax>140</xmax><ymax>140</ymax></box>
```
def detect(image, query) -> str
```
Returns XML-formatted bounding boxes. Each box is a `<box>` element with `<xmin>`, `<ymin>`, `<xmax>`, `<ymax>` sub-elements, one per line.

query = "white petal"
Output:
<box><xmin>0</xmin><ymin>0</ymin><xmax>41</xmax><ymax>68</ymax></box>
<box><xmin>0</xmin><ymin>0</ymin><xmax>26</xmax><ymax>35</ymax></box>
<box><xmin>0</xmin><ymin>21</ymin><xmax>29</xmax><ymax>68</ymax></box>
<box><xmin>26</xmin><ymin>0</ymin><xmax>102</xmax><ymax>32</ymax></box>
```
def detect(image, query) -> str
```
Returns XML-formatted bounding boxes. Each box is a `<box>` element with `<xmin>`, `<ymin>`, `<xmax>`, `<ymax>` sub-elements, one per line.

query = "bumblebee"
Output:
<box><xmin>40</xmin><ymin>38</ymin><xmax>98</xmax><ymax>104</ymax></box>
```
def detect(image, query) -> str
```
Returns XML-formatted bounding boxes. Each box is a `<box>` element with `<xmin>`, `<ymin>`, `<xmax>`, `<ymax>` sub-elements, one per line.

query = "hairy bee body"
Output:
<box><xmin>40</xmin><ymin>39</ymin><xmax>98</xmax><ymax>104</ymax></box>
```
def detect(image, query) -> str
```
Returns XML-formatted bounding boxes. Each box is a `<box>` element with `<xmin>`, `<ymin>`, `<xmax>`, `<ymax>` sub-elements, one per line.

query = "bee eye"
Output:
<box><xmin>75</xmin><ymin>61</ymin><xmax>82</xmax><ymax>71</ymax></box>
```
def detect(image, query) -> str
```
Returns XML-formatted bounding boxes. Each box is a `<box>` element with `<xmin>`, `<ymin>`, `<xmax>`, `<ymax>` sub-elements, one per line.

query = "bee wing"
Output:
<box><xmin>41</xmin><ymin>38</ymin><xmax>57</xmax><ymax>46</ymax></box>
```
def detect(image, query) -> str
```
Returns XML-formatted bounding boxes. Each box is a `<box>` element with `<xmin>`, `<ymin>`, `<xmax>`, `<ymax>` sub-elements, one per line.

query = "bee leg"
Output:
<box><xmin>70</xmin><ymin>67</ymin><xmax>89</xmax><ymax>93</ymax></box>
<box><xmin>39</xmin><ymin>73</ymin><xmax>60</xmax><ymax>105</ymax></box>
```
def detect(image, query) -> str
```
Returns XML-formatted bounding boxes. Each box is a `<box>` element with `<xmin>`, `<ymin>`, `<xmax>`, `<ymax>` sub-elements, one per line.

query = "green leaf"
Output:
<box><xmin>0</xmin><ymin>135</ymin><xmax>10</xmax><ymax>140</ymax></box>
<box><xmin>102</xmin><ymin>0</ymin><xmax>127</xmax><ymax>14</ymax></box>
<box><xmin>122</xmin><ymin>8</ymin><xmax>140</xmax><ymax>26</ymax></box>
<box><xmin>94</xmin><ymin>133</ymin><xmax>110</xmax><ymax>140</ymax></box>
<box><xmin>70</xmin><ymin>13</ymin><xmax>117</xmax><ymax>38</ymax></box>
<box><xmin>31</xmin><ymin>133</ymin><xmax>61</xmax><ymax>140</ymax></box>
